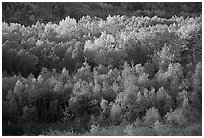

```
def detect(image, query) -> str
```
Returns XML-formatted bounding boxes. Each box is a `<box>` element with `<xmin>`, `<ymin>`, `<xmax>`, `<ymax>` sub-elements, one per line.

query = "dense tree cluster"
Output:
<box><xmin>2</xmin><ymin>3</ymin><xmax>202</xmax><ymax>136</ymax></box>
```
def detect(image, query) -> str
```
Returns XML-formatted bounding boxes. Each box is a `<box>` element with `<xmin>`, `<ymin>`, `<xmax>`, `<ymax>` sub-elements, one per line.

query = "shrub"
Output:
<box><xmin>165</xmin><ymin>108</ymin><xmax>188</xmax><ymax>127</ymax></box>
<box><xmin>144</xmin><ymin>107</ymin><xmax>160</xmax><ymax>126</ymax></box>
<box><xmin>110</xmin><ymin>103</ymin><xmax>122</xmax><ymax>124</ymax></box>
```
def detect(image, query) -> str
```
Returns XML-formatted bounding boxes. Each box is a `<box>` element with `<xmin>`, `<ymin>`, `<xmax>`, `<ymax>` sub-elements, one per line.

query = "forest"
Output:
<box><xmin>2</xmin><ymin>2</ymin><xmax>202</xmax><ymax>136</ymax></box>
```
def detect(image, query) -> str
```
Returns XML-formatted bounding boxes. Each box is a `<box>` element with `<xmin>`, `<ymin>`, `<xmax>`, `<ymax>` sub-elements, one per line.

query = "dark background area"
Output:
<box><xmin>2</xmin><ymin>2</ymin><xmax>202</xmax><ymax>26</ymax></box>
